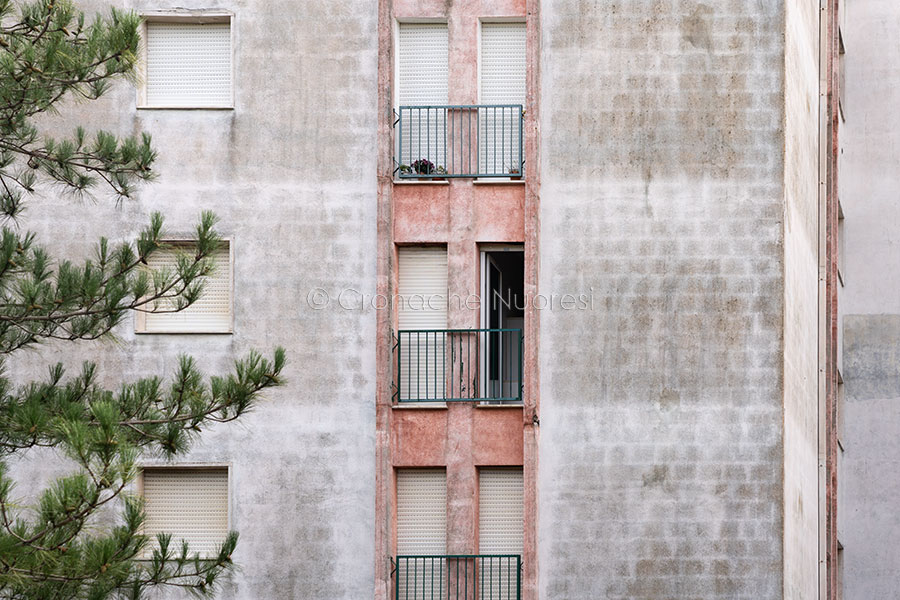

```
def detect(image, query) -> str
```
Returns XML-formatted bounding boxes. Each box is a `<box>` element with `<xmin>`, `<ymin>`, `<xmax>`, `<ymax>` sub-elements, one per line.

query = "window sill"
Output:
<box><xmin>392</xmin><ymin>403</ymin><xmax>448</xmax><ymax>410</ymax></box>
<box><xmin>137</xmin><ymin>105</ymin><xmax>234</xmax><ymax>111</ymax></box>
<box><xmin>135</xmin><ymin>330</ymin><xmax>234</xmax><ymax>335</ymax></box>
<box><xmin>473</xmin><ymin>179</ymin><xmax>525</xmax><ymax>185</ymax></box>
<box><xmin>393</xmin><ymin>180</ymin><xmax>450</xmax><ymax>185</ymax></box>
<box><xmin>475</xmin><ymin>402</ymin><xmax>523</xmax><ymax>408</ymax></box>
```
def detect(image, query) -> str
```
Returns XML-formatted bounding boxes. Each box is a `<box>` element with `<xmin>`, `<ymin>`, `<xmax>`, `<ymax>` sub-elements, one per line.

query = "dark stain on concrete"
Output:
<box><xmin>682</xmin><ymin>4</ymin><xmax>713</xmax><ymax>52</ymax></box>
<box><xmin>844</xmin><ymin>314</ymin><xmax>900</xmax><ymax>401</ymax></box>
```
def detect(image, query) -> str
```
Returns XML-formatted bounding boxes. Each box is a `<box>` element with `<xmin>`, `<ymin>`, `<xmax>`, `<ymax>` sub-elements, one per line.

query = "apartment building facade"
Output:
<box><xmin>12</xmin><ymin>0</ymin><xmax>896</xmax><ymax>599</ymax></box>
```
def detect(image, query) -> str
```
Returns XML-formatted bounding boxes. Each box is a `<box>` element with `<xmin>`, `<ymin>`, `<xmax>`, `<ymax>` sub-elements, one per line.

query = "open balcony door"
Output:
<box><xmin>481</xmin><ymin>249</ymin><xmax>523</xmax><ymax>403</ymax></box>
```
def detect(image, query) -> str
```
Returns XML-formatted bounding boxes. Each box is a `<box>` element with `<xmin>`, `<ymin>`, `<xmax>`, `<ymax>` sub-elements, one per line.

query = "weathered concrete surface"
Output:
<box><xmin>839</xmin><ymin>1</ymin><xmax>900</xmax><ymax>598</ymax></box>
<box><xmin>782</xmin><ymin>0</ymin><xmax>821</xmax><ymax>598</ymax></box>
<box><xmin>841</xmin><ymin>317</ymin><xmax>900</xmax><ymax>598</ymax></box>
<box><xmin>538</xmin><ymin>1</ymin><xmax>786</xmax><ymax>597</ymax></box>
<box><xmin>5</xmin><ymin>1</ymin><xmax>379</xmax><ymax>598</ymax></box>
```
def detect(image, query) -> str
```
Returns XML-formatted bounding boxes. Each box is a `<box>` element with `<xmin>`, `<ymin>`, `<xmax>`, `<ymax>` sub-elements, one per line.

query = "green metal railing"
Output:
<box><xmin>393</xmin><ymin>329</ymin><xmax>523</xmax><ymax>403</ymax></box>
<box><xmin>392</xmin><ymin>555</ymin><xmax>522</xmax><ymax>600</ymax></box>
<box><xmin>394</xmin><ymin>105</ymin><xmax>524</xmax><ymax>179</ymax></box>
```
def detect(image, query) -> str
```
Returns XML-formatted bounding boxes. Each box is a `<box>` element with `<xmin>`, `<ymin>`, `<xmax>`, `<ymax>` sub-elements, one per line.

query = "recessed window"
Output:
<box><xmin>396</xmin><ymin>469</ymin><xmax>446</xmax><ymax>600</ymax></box>
<box><xmin>141</xmin><ymin>468</ymin><xmax>229</xmax><ymax>557</ymax></box>
<box><xmin>397</xmin><ymin>23</ymin><xmax>448</xmax><ymax>106</ymax></box>
<box><xmin>141</xmin><ymin>17</ymin><xmax>233</xmax><ymax>108</ymax></box>
<box><xmin>480</xmin><ymin>22</ymin><xmax>526</xmax><ymax>106</ymax></box>
<box><xmin>396</xmin><ymin>23</ymin><xmax>448</xmax><ymax>176</ymax></box>
<box><xmin>480</xmin><ymin>22</ymin><xmax>526</xmax><ymax>176</ymax></box>
<box><xmin>136</xmin><ymin>241</ymin><xmax>233</xmax><ymax>334</ymax></box>
<box><xmin>479</xmin><ymin>467</ymin><xmax>523</xmax><ymax>555</ymax></box>
<box><xmin>479</xmin><ymin>467</ymin><xmax>524</xmax><ymax>599</ymax></box>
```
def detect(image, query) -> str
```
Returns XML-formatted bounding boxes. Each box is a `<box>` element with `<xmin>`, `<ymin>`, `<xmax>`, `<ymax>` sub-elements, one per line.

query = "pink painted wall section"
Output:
<box><xmin>472</xmin><ymin>407</ymin><xmax>526</xmax><ymax>465</ymax></box>
<box><xmin>393</xmin><ymin>184</ymin><xmax>524</xmax><ymax>244</ymax></box>
<box><xmin>377</xmin><ymin>0</ymin><xmax>538</xmax><ymax>596</ymax></box>
<box><xmin>392</xmin><ymin>408</ymin><xmax>449</xmax><ymax>466</ymax></box>
<box><xmin>392</xmin><ymin>405</ymin><xmax>524</xmax><ymax>467</ymax></box>
<box><xmin>393</xmin><ymin>1</ymin><xmax>525</xmax><ymax>20</ymax></box>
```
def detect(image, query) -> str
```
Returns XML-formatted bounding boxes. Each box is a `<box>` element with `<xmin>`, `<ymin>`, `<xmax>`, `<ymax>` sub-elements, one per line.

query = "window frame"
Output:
<box><xmin>476</xmin><ymin>18</ymin><xmax>527</xmax><ymax>105</ymax></box>
<box><xmin>136</xmin><ymin>464</ymin><xmax>232</xmax><ymax>559</ymax></box>
<box><xmin>137</xmin><ymin>11</ymin><xmax>235</xmax><ymax>110</ymax></box>
<box><xmin>134</xmin><ymin>238</ymin><xmax>235</xmax><ymax>335</ymax></box>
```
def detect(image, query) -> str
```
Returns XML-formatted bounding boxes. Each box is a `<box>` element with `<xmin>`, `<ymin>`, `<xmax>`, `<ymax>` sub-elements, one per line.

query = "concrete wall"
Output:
<box><xmin>839</xmin><ymin>1</ymin><xmax>900</xmax><ymax>598</ymax></box>
<box><xmin>5</xmin><ymin>1</ymin><xmax>379</xmax><ymax>598</ymax></box>
<box><xmin>537</xmin><ymin>1</ymin><xmax>787</xmax><ymax>597</ymax></box>
<box><xmin>782</xmin><ymin>0</ymin><xmax>821</xmax><ymax>598</ymax></box>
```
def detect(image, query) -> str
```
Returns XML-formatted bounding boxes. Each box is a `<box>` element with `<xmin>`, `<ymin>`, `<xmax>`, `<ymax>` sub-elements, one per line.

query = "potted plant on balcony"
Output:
<box><xmin>508</xmin><ymin>166</ymin><xmax>522</xmax><ymax>180</ymax></box>
<box><xmin>410</xmin><ymin>159</ymin><xmax>448</xmax><ymax>180</ymax></box>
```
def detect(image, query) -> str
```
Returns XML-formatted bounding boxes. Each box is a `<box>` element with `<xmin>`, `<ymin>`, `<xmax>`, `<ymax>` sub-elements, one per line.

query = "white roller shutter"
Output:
<box><xmin>398</xmin><ymin>247</ymin><xmax>447</xmax><ymax>330</ymax></box>
<box><xmin>397</xmin><ymin>23</ymin><xmax>448</xmax><ymax>171</ymax></box>
<box><xmin>142</xmin><ymin>468</ymin><xmax>229</xmax><ymax>557</ymax></box>
<box><xmin>479</xmin><ymin>468</ymin><xmax>523</xmax><ymax>598</ymax></box>
<box><xmin>396</xmin><ymin>469</ymin><xmax>447</xmax><ymax>600</ymax></box>
<box><xmin>398</xmin><ymin>248</ymin><xmax>447</xmax><ymax>400</ymax></box>
<box><xmin>397</xmin><ymin>469</ymin><xmax>447</xmax><ymax>554</ymax></box>
<box><xmin>398</xmin><ymin>23</ymin><xmax>448</xmax><ymax>105</ymax></box>
<box><xmin>479</xmin><ymin>468</ymin><xmax>523</xmax><ymax>554</ymax></box>
<box><xmin>145</xmin><ymin>21</ymin><xmax>232</xmax><ymax>107</ymax></box>
<box><xmin>480</xmin><ymin>23</ymin><xmax>526</xmax><ymax>176</ymax></box>
<box><xmin>141</xmin><ymin>242</ymin><xmax>232</xmax><ymax>334</ymax></box>
<box><xmin>480</xmin><ymin>23</ymin><xmax>526</xmax><ymax>105</ymax></box>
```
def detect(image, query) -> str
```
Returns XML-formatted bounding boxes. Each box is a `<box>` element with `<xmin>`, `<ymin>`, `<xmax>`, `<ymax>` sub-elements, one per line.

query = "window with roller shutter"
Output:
<box><xmin>397</xmin><ymin>23</ymin><xmax>449</xmax><ymax>171</ymax></box>
<box><xmin>480</xmin><ymin>22</ymin><xmax>526</xmax><ymax>176</ymax></box>
<box><xmin>396</xmin><ymin>469</ymin><xmax>447</xmax><ymax>600</ymax></box>
<box><xmin>397</xmin><ymin>247</ymin><xmax>448</xmax><ymax>400</ymax></box>
<box><xmin>479</xmin><ymin>467</ymin><xmax>524</xmax><ymax>598</ymax></box>
<box><xmin>140</xmin><ymin>468</ymin><xmax>229</xmax><ymax>558</ymax></box>
<box><xmin>136</xmin><ymin>241</ymin><xmax>233</xmax><ymax>334</ymax></box>
<box><xmin>141</xmin><ymin>18</ymin><xmax>233</xmax><ymax>108</ymax></box>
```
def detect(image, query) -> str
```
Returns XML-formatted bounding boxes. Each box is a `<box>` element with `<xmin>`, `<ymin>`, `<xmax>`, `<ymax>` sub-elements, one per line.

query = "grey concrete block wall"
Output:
<box><xmin>4</xmin><ymin>1</ymin><xmax>379</xmax><ymax>598</ymax></box>
<box><xmin>839</xmin><ymin>2</ymin><xmax>900</xmax><ymax>598</ymax></box>
<box><xmin>537</xmin><ymin>1</ymin><xmax>787</xmax><ymax>598</ymax></box>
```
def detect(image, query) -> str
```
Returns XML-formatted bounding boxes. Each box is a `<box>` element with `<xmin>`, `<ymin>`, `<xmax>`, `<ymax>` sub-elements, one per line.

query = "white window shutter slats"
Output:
<box><xmin>142</xmin><ymin>469</ymin><xmax>229</xmax><ymax>557</ymax></box>
<box><xmin>396</xmin><ymin>469</ymin><xmax>447</xmax><ymax>600</ymax></box>
<box><xmin>480</xmin><ymin>23</ymin><xmax>526</xmax><ymax>175</ymax></box>
<box><xmin>398</xmin><ymin>247</ymin><xmax>448</xmax><ymax>331</ymax></box>
<box><xmin>142</xmin><ymin>242</ymin><xmax>232</xmax><ymax>333</ymax></box>
<box><xmin>397</xmin><ymin>469</ymin><xmax>447</xmax><ymax>554</ymax></box>
<box><xmin>398</xmin><ymin>24</ymin><xmax>448</xmax><ymax>170</ymax></box>
<box><xmin>480</xmin><ymin>23</ymin><xmax>527</xmax><ymax>105</ymax></box>
<box><xmin>479</xmin><ymin>468</ymin><xmax>523</xmax><ymax>599</ymax></box>
<box><xmin>398</xmin><ymin>248</ymin><xmax>447</xmax><ymax>400</ymax></box>
<box><xmin>398</xmin><ymin>23</ymin><xmax>449</xmax><ymax>105</ymax></box>
<box><xmin>479</xmin><ymin>467</ymin><xmax>524</xmax><ymax>554</ymax></box>
<box><xmin>145</xmin><ymin>22</ymin><xmax>232</xmax><ymax>107</ymax></box>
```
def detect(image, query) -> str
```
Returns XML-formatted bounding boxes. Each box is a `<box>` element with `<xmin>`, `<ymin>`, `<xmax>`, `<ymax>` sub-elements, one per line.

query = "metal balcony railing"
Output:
<box><xmin>394</xmin><ymin>105</ymin><xmax>524</xmax><ymax>179</ymax></box>
<box><xmin>393</xmin><ymin>555</ymin><xmax>522</xmax><ymax>600</ymax></box>
<box><xmin>393</xmin><ymin>329</ymin><xmax>523</xmax><ymax>403</ymax></box>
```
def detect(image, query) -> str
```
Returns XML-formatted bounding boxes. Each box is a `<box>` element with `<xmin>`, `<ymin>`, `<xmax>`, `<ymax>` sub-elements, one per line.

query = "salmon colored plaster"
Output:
<box><xmin>393</xmin><ymin>184</ymin><xmax>524</xmax><ymax>244</ymax></box>
<box><xmin>392</xmin><ymin>406</ymin><xmax>524</xmax><ymax>467</ymax></box>
<box><xmin>377</xmin><ymin>0</ymin><xmax>538</xmax><ymax>597</ymax></box>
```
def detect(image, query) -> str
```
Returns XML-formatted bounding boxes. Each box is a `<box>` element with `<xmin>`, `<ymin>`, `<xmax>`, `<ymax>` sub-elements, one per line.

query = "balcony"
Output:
<box><xmin>394</xmin><ymin>105</ymin><xmax>524</xmax><ymax>179</ymax></box>
<box><xmin>393</xmin><ymin>329</ymin><xmax>523</xmax><ymax>403</ymax></box>
<box><xmin>393</xmin><ymin>555</ymin><xmax>522</xmax><ymax>600</ymax></box>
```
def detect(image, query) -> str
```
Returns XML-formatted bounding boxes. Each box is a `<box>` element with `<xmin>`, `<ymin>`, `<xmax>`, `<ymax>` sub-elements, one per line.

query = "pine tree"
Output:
<box><xmin>0</xmin><ymin>2</ymin><xmax>285</xmax><ymax>598</ymax></box>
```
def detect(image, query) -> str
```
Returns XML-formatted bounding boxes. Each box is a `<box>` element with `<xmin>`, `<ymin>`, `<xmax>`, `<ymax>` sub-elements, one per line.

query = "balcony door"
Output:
<box><xmin>397</xmin><ymin>22</ymin><xmax>448</xmax><ymax>173</ymax></box>
<box><xmin>398</xmin><ymin>247</ymin><xmax>448</xmax><ymax>401</ymax></box>
<box><xmin>479</xmin><ymin>22</ymin><xmax>526</xmax><ymax>176</ymax></box>
<box><xmin>481</xmin><ymin>248</ymin><xmax>524</xmax><ymax>402</ymax></box>
<box><xmin>479</xmin><ymin>468</ymin><xmax>524</xmax><ymax>599</ymax></box>
<box><xmin>396</xmin><ymin>469</ymin><xmax>447</xmax><ymax>599</ymax></box>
